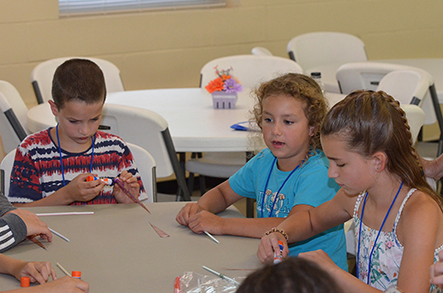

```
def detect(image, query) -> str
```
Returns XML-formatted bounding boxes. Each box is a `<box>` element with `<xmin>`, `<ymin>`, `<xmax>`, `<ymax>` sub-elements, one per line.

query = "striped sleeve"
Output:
<box><xmin>0</xmin><ymin>213</ymin><xmax>26</xmax><ymax>252</ymax></box>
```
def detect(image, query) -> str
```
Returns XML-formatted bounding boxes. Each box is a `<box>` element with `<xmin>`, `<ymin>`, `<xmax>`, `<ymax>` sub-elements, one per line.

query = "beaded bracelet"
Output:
<box><xmin>264</xmin><ymin>227</ymin><xmax>289</xmax><ymax>241</ymax></box>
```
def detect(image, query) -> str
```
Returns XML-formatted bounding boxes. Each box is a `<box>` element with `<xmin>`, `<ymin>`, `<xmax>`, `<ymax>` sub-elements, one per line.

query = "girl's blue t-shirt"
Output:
<box><xmin>229</xmin><ymin>148</ymin><xmax>347</xmax><ymax>271</ymax></box>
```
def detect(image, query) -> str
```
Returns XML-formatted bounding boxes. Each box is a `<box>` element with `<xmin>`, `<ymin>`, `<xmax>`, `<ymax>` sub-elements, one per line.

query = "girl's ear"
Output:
<box><xmin>372</xmin><ymin>151</ymin><xmax>387</xmax><ymax>172</ymax></box>
<box><xmin>308</xmin><ymin>126</ymin><xmax>315</xmax><ymax>137</ymax></box>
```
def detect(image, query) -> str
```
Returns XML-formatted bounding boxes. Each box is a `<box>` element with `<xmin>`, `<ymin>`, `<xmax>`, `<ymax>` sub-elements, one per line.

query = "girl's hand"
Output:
<box><xmin>298</xmin><ymin>249</ymin><xmax>339</xmax><ymax>275</ymax></box>
<box><xmin>176</xmin><ymin>203</ymin><xmax>203</xmax><ymax>226</ymax></box>
<box><xmin>257</xmin><ymin>232</ymin><xmax>288</xmax><ymax>264</ymax></box>
<box><xmin>13</xmin><ymin>260</ymin><xmax>56</xmax><ymax>285</ymax></box>
<box><xmin>113</xmin><ymin>170</ymin><xmax>140</xmax><ymax>203</ymax></box>
<box><xmin>187</xmin><ymin>210</ymin><xmax>224</xmax><ymax>234</ymax></box>
<box><xmin>430</xmin><ymin>250</ymin><xmax>443</xmax><ymax>289</ymax></box>
<box><xmin>65</xmin><ymin>173</ymin><xmax>105</xmax><ymax>203</ymax></box>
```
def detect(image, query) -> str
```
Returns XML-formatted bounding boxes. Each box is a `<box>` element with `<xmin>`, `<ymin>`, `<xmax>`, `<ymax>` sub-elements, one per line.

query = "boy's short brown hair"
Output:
<box><xmin>52</xmin><ymin>58</ymin><xmax>106</xmax><ymax>109</ymax></box>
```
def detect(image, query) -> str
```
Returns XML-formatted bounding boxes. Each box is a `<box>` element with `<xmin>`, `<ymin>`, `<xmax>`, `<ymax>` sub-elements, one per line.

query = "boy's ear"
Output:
<box><xmin>372</xmin><ymin>151</ymin><xmax>387</xmax><ymax>172</ymax></box>
<box><xmin>48</xmin><ymin>100</ymin><xmax>59</xmax><ymax>116</ymax></box>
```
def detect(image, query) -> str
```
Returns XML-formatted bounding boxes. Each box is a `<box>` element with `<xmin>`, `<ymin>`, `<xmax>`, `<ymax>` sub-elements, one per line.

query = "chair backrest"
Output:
<box><xmin>377</xmin><ymin>70</ymin><xmax>429</xmax><ymax>105</ymax></box>
<box><xmin>0</xmin><ymin>149</ymin><xmax>16</xmax><ymax>197</ymax></box>
<box><xmin>30</xmin><ymin>57</ymin><xmax>124</xmax><ymax>104</ymax></box>
<box><xmin>100</xmin><ymin>104</ymin><xmax>191</xmax><ymax>200</ymax></box>
<box><xmin>251</xmin><ymin>47</ymin><xmax>273</xmax><ymax>56</ymax></box>
<box><xmin>336</xmin><ymin>62</ymin><xmax>436</xmax><ymax>125</ymax></box>
<box><xmin>0</xmin><ymin>81</ymin><xmax>29</xmax><ymax>153</ymax></box>
<box><xmin>126</xmin><ymin>142</ymin><xmax>156</xmax><ymax>203</ymax></box>
<box><xmin>287</xmin><ymin>32</ymin><xmax>367</xmax><ymax>71</ymax></box>
<box><xmin>199</xmin><ymin>55</ymin><xmax>303</xmax><ymax>89</ymax></box>
<box><xmin>400</xmin><ymin>104</ymin><xmax>426</xmax><ymax>145</ymax></box>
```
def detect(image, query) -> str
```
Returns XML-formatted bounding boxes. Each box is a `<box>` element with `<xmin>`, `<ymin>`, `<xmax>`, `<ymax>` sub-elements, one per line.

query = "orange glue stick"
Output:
<box><xmin>86</xmin><ymin>176</ymin><xmax>113</xmax><ymax>186</ymax></box>
<box><xmin>273</xmin><ymin>240</ymin><xmax>284</xmax><ymax>264</ymax></box>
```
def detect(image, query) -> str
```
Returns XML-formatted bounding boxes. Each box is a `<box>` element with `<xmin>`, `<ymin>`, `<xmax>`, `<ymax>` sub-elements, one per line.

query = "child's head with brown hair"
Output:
<box><xmin>52</xmin><ymin>58</ymin><xmax>106</xmax><ymax>109</ymax></box>
<box><xmin>252</xmin><ymin>73</ymin><xmax>328</xmax><ymax>152</ymax></box>
<box><xmin>236</xmin><ymin>257</ymin><xmax>341</xmax><ymax>293</ymax></box>
<box><xmin>321</xmin><ymin>90</ymin><xmax>443</xmax><ymax>208</ymax></box>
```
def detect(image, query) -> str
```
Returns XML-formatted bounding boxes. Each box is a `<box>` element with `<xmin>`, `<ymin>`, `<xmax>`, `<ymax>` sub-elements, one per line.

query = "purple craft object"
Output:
<box><xmin>114</xmin><ymin>177</ymin><xmax>151</xmax><ymax>214</ymax></box>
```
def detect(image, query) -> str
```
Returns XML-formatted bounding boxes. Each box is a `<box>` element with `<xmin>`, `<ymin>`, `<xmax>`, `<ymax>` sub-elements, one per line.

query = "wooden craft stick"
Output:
<box><xmin>56</xmin><ymin>262</ymin><xmax>71</xmax><ymax>277</ymax></box>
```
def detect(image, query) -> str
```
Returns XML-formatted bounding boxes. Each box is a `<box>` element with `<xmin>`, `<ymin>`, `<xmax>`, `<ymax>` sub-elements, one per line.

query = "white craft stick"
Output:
<box><xmin>203</xmin><ymin>266</ymin><xmax>240</xmax><ymax>285</ymax></box>
<box><xmin>36</xmin><ymin>212</ymin><xmax>94</xmax><ymax>217</ymax></box>
<box><xmin>49</xmin><ymin>228</ymin><xmax>70</xmax><ymax>242</ymax></box>
<box><xmin>204</xmin><ymin>231</ymin><xmax>220</xmax><ymax>244</ymax></box>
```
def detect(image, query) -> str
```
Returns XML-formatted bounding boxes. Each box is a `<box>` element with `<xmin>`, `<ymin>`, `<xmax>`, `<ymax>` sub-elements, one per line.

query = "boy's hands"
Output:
<box><xmin>65</xmin><ymin>173</ymin><xmax>106</xmax><ymax>203</ymax></box>
<box><xmin>6</xmin><ymin>209</ymin><xmax>52</xmax><ymax>242</ymax></box>
<box><xmin>113</xmin><ymin>170</ymin><xmax>140</xmax><ymax>203</ymax></box>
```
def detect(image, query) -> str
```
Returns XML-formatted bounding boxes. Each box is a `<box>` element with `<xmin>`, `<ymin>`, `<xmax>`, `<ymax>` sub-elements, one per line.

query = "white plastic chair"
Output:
<box><xmin>336</xmin><ymin>62</ymin><xmax>443</xmax><ymax>157</ymax></box>
<box><xmin>126</xmin><ymin>142</ymin><xmax>156</xmax><ymax>203</ymax></box>
<box><xmin>190</xmin><ymin>55</ymin><xmax>302</xmax><ymax>193</ymax></box>
<box><xmin>100</xmin><ymin>103</ymin><xmax>191</xmax><ymax>201</ymax></box>
<box><xmin>287</xmin><ymin>32</ymin><xmax>367</xmax><ymax>68</ymax></box>
<box><xmin>30</xmin><ymin>57</ymin><xmax>125</xmax><ymax>104</ymax></box>
<box><xmin>0</xmin><ymin>81</ymin><xmax>29</xmax><ymax>154</ymax></box>
<box><xmin>0</xmin><ymin>149</ymin><xmax>15</xmax><ymax>197</ymax></box>
<box><xmin>251</xmin><ymin>47</ymin><xmax>273</xmax><ymax>56</ymax></box>
<box><xmin>287</xmin><ymin>32</ymin><xmax>367</xmax><ymax>93</ymax></box>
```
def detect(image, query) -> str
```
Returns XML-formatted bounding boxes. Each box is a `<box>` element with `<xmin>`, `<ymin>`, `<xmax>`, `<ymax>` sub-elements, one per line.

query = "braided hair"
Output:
<box><xmin>321</xmin><ymin>90</ymin><xmax>443</xmax><ymax>210</ymax></box>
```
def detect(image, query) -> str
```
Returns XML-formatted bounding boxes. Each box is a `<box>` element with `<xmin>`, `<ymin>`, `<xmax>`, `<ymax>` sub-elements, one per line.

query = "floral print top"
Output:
<box><xmin>353</xmin><ymin>188</ymin><xmax>443</xmax><ymax>292</ymax></box>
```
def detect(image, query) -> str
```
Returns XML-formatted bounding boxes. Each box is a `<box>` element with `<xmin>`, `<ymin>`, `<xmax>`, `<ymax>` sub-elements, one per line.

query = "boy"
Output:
<box><xmin>7</xmin><ymin>59</ymin><xmax>145</xmax><ymax>206</ymax></box>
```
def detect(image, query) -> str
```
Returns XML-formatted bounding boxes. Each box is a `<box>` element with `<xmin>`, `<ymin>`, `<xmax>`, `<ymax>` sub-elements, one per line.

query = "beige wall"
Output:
<box><xmin>1</xmin><ymin>0</ymin><xmax>443</xmax><ymax>109</ymax></box>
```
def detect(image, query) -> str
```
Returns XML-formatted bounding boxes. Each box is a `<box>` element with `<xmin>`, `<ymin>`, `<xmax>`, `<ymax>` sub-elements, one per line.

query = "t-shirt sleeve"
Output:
<box><xmin>229</xmin><ymin>154</ymin><xmax>260</xmax><ymax>199</ymax></box>
<box><xmin>0</xmin><ymin>213</ymin><xmax>27</xmax><ymax>252</ymax></box>
<box><xmin>293</xmin><ymin>158</ymin><xmax>339</xmax><ymax>208</ymax></box>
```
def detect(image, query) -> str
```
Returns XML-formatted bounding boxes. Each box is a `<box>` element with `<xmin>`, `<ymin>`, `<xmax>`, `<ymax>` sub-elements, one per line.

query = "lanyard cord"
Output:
<box><xmin>56</xmin><ymin>124</ymin><xmax>95</xmax><ymax>186</ymax></box>
<box><xmin>356</xmin><ymin>181</ymin><xmax>403</xmax><ymax>284</ymax></box>
<box><xmin>260</xmin><ymin>155</ymin><xmax>307</xmax><ymax>218</ymax></box>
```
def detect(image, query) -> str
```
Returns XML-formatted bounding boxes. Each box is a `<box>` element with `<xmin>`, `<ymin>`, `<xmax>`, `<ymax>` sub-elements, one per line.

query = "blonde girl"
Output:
<box><xmin>176</xmin><ymin>73</ymin><xmax>348</xmax><ymax>271</ymax></box>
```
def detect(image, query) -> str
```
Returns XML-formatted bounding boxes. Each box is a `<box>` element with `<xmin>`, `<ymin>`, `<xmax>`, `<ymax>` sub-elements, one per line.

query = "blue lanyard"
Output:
<box><xmin>260</xmin><ymin>156</ymin><xmax>307</xmax><ymax>218</ymax></box>
<box><xmin>56</xmin><ymin>124</ymin><xmax>95</xmax><ymax>187</ymax></box>
<box><xmin>356</xmin><ymin>182</ymin><xmax>403</xmax><ymax>284</ymax></box>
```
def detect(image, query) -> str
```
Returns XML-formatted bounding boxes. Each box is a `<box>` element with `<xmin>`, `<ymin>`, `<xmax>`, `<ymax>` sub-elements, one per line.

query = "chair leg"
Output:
<box><xmin>199</xmin><ymin>175</ymin><xmax>206</xmax><ymax>195</ymax></box>
<box><xmin>246</xmin><ymin>198</ymin><xmax>255</xmax><ymax>218</ymax></box>
<box><xmin>187</xmin><ymin>172</ymin><xmax>195</xmax><ymax>196</ymax></box>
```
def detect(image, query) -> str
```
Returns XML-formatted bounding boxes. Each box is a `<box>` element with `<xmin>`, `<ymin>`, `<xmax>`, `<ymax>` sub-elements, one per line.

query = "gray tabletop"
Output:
<box><xmin>1</xmin><ymin>202</ymin><xmax>262</xmax><ymax>292</ymax></box>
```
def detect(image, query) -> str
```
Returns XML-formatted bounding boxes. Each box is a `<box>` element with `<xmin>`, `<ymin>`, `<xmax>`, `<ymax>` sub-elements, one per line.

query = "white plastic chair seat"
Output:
<box><xmin>186</xmin><ymin>152</ymin><xmax>246</xmax><ymax>178</ymax></box>
<box><xmin>31</xmin><ymin>57</ymin><xmax>124</xmax><ymax>104</ymax></box>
